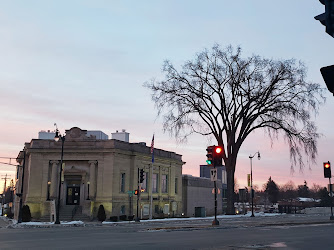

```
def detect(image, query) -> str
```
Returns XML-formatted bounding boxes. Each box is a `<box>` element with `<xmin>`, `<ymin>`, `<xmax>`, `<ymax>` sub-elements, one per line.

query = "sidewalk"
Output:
<box><xmin>0</xmin><ymin>216</ymin><xmax>12</xmax><ymax>228</ymax></box>
<box><xmin>2</xmin><ymin>213</ymin><xmax>334</xmax><ymax>229</ymax></box>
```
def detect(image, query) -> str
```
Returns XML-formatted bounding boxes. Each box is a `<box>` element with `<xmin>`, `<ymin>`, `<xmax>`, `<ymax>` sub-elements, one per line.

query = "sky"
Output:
<box><xmin>0</xmin><ymin>0</ymin><xmax>333</xmax><ymax>192</ymax></box>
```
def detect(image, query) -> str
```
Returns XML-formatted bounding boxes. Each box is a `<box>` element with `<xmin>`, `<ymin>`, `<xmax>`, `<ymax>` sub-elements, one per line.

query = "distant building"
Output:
<box><xmin>111</xmin><ymin>129</ymin><xmax>129</xmax><ymax>142</ymax></box>
<box><xmin>38</xmin><ymin>130</ymin><xmax>56</xmax><ymax>140</ymax></box>
<box><xmin>15</xmin><ymin>127</ymin><xmax>183</xmax><ymax>221</ymax></box>
<box><xmin>86</xmin><ymin>130</ymin><xmax>108</xmax><ymax>140</ymax></box>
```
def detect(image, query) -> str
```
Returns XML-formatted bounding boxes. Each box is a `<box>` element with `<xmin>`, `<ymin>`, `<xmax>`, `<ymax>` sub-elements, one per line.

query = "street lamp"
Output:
<box><xmin>54</xmin><ymin>125</ymin><xmax>65</xmax><ymax>224</ymax></box>
<box><xmin>86</xmin><ymin>181</ymin><xmax>90</xmax><ymax>200</ymax></box>
<box><xmin>249</xmin><ymin>151</ymin><xmax>260</xmax><ymax>217</ymax></box>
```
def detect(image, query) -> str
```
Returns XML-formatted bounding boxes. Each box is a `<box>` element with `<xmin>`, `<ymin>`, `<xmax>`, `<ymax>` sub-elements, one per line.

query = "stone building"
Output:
<box><xmin>14</xmin><ymin>127</ymin><xmax>183</xmax><ymax>221</ymax></box>
<box><xmin>182</xmin><ymin>175</ymin><xmax>222</xmax><ymax>217</ymax></box>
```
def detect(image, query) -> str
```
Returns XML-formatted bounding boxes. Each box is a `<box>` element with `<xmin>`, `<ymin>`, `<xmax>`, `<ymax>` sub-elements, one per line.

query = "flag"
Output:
<box><xmin>151</xmin><ymin>134</ymin><xmax>154</xmax><ymax>163</ymax></box>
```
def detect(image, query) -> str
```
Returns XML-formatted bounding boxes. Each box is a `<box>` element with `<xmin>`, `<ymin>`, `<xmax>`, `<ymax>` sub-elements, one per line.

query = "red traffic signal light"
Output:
<box><xmin>134</xmin><ymin>189</ymin><xmax>139</xmax><ymax>195</ymax></box>
<box><xmin>324</xmin><ymin>161</ymin><xmax>331</xmax><ymax>178</ymax></box>
<box><xmin>215</xmin><ymin>147</ymin><xmax>222</xmax><ymax>154</ymax></box>
<box><xmin>213</xmin><ymin>146</ymin><xmax>223</xmax><ymax>167</ymax></box>
<box><xmin>206</xmin><ymin>145</ymin><xmax>224</xmax><ymax>167</ymax></box>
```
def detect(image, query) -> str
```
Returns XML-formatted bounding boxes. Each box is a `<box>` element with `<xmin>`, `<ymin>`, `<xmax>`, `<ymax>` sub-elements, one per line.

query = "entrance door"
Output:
<box><xmin>66</xmin><ymin>186</ymin><xmax>80</xmax><ymax>205</ymax></box>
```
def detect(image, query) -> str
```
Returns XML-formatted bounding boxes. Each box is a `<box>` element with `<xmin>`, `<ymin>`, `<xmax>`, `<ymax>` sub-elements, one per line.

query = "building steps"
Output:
<box><xmin>38</xmin><ymin>205</ymin><xmax>91</xmax><ymax>222</ymax></box>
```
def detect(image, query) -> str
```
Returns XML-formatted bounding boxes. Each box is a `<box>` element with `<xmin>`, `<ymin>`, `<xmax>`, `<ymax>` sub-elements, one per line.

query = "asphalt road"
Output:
<box><xmin>1</xmin><ymin>214</ymin><xmax>334</xmax><ymax>249</ymax></box>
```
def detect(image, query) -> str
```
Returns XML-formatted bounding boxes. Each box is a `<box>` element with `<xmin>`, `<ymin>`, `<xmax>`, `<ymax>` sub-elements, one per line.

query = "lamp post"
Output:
<box><xmin>86</xmin><ymin>181</ymin><xmax>90</xmax><ymax>200</ymax></box>
<box><xmin>17</xmin><ymin>151</ymin><xmax>26</xmax><ymax>223</ymax></box>
<box><xmin>249</xmin><ymin>151</ymin><xmax>260</xmax><ymax>217</ymax></box>
<box><xmin>54</xmin><ymin>125</ymin><xmax>65</xmax><ymax>224</ymax></box>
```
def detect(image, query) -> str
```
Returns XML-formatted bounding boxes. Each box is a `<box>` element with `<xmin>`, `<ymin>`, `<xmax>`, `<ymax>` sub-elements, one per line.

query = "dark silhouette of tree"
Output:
<box><xmin>319</xmin><ymin>187</ymin><xmax>332</xmax><ymax>207</ymax></box>
<box><xmin>145</xmin><ymin>44</ymin><xmax>324</xmax><ymax>214</ymax></box>
<box><xmin>97</xmin><ymin>204</ymin><xmax>106</xmax><ymax>222</ymax></box>
<box><xmin>265</xmin><ymin>177</ymin><xmax>279</xmax><ymax>204</ymax></box>
<box><xmin>22</xmin><ymin>205</ymin><xmax>32</xmax><ymax>222</ymax></box>
<box><xmin>310</xmin><ymin>183</ymin><xmax>322</xmax><ymax>199</ymax></box>
<box><xmin>280</xmin><ymin>180</ymin><xmax>298</xmax><ymax>201</ymax></box>
<box><xmin>297</xmin><ymin>180</ymin><xmax>310</xmax><ymax>197</ymax></box>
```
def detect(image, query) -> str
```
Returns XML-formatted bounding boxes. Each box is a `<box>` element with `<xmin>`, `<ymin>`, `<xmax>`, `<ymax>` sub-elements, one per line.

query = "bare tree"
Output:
<box><xmin>145</xmin><ymin>44</ymin><xmax>324</xmax><ymax>214</ymax></box>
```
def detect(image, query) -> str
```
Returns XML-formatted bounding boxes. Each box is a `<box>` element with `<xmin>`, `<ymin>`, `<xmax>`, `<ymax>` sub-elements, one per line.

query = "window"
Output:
<box><xmin>153</xmin><ymin>173</ymin><xmax>158</xmax><ymax>193</ymax></box>
<box><xmin>155</xmin><ymin>205</ymin><xmax>160</xmax><ymax>214</ymax></box>
<box><xmin>120</xmin><ymin>173</ymin><xmax>125</xmax><ymax>193</ymax></box>
<box><xmin>175</xmin><ymin>178</ymin><xmax>178</xmax><ymax>194</ymax></box>
<box><xmin>141</xmin><ymin>172</ymin><xmax>148</xmax><ymax>192</ymax></box>
<box><xmin>162</xmin><ymin>175</ymin><xmax>168</xmax><ymax>193</ymax></box>
<box><xmin>121</xmin><ymin>205</ymin><xmax>126</xmax><ymax>215</ymax></box>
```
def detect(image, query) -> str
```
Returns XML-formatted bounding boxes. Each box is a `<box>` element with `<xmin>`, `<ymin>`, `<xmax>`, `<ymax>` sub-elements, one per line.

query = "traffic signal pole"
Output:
<box><xmin>323</xmin><ymin>161</ymin><xmax>333</xmax><ymax>220</ymax></box>
<box><xmin>207</xmin><ymin>145</ymin><xmax>223</xmax><ymax>226</ymax></box>
<box><xmin>135</xmin><ymin>168</ymin><xmax>140</xmax><ymax>222</ymax></box>
<box><xmin>212</xmin><ymin>179</ymin><xmax>219</xmax><ymax>225</ymax></box>
<box><xmin>329</xmin><ymin>177</ymin><xmax>334</xmax><ymax>220</ymax></box>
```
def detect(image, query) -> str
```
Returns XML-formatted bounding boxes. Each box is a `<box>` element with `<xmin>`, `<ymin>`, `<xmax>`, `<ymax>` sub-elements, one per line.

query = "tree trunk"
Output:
<box><xmin>226</xmin><ymin>164</ymin><xmax>236</xmax><ymax>215</ymax></box>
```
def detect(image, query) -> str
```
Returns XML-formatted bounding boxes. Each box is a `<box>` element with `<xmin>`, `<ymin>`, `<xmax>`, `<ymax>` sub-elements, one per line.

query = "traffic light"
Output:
<box><xmin>320</xmin><ymin>65</ymin><xmax>334</xmax><ymax>95</ymax></box>
<box><xmin>213</xmin><ymin>146</ymin><xmax>223</xmax><ymax>167</ymax></box>
<box><xmin>324</xmin><ymin>161</ymin><xmax>331</xmax><ymax>178</ymax></box>
<box><xmin>134</xmin><ymin>189</ymin><xmax>139</xmax><ymax>195</ymax></box>
<box><xmin>206</xmin><ymin>146</ymin><xmax>214</xmax><ymax>166</ymax></box>
<box><xmin>314</xmin><ymin>0</ymin><xmax>334</xmax><ymax>38</ymax></box>
<box><xmin>140</xmin><ymin>169</ymin><xmax>145</xmax><ymax>183</ymax></box>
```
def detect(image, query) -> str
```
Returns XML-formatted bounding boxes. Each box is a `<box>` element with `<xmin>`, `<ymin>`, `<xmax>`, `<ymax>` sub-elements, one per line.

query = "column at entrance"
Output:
<box><xmin>50</xmin><ymin>161</ymin><xmax>59</xmax><ymax>199</ymax></box>
<box><xmin>88</xmin><ymin>161</ymin><xmax>97</xmax><ymax>200</ymax></box>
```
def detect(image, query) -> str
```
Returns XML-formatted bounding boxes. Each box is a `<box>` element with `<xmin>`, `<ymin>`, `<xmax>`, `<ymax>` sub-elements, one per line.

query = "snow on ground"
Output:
<box><xmin>19</xmin><ymin>221</ymin><xmax>84</xmax><ymax>226</ymax></box>
<box><xmin>102</xmin><ymin>212</ymin><xmax>283</xmax><ymax>224</ymax></box>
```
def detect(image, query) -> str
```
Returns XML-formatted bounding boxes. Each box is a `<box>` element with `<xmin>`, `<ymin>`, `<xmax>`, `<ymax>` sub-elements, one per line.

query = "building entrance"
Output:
<box><xmin>66</xmin><ymin>186</ymin><xmax>80</xmax><ymax>205</ymax></box>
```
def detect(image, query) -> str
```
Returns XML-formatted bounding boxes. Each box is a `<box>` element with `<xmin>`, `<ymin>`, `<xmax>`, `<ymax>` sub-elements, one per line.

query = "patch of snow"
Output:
<box><xmin>18</xmin><ymin>221</ymin><xmax>84</xmax><ymax>226</ymax></box>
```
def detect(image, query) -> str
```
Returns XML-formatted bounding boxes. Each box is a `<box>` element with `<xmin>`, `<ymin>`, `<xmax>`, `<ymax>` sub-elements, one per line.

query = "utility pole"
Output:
<box><xmin>1</xmin><ymin>174</ymin><xmax>10</xmax><ymax>193</ymax></box>
<box><xmin>1</xmin><ymin>174</ymin><xmax>10</xmax><ymax>215</ymax></box>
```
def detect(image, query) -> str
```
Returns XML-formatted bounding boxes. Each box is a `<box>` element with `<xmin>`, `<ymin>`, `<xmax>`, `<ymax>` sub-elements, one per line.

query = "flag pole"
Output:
<box><xmin>149</xmin><ymin>134</ymin><xmax>154</xmax><ymax>220</ymax></box>
<box><xmin>149</xmin><ymin>162</ymin><xmax>153</xmax><ymax>219</ymax></box>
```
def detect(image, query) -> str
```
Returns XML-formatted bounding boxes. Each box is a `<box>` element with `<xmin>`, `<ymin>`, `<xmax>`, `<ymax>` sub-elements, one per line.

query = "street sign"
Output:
<box><xmin>210</xmin><ymin>168</ymin><xmax>217</xmax><ymax>181</ymax></box>
<box><xmin>247</xmin><ymin>174</ymin><xmax>251</xmax><ymax>187</ymax></box>
<box><xmin>127</xmin><ymin>190</ymin><xmax>134</xmax><ymax>197</ymax></box>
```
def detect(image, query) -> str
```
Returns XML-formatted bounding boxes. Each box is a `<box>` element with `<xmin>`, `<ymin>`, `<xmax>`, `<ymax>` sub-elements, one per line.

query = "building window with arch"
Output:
<box><xmin>120</xmin><ymin>173</ymin><xmax>126</xmax><ymax>193</ymax></box>
<box><xmin>153</xmin><ymin>173</ymin><xmax>158</xmax><ymax>193</ymax></box>
<box><xmin>162</xmin><ymin>174</ymin><xmax>168</xmax><ymax>193</ymax></box>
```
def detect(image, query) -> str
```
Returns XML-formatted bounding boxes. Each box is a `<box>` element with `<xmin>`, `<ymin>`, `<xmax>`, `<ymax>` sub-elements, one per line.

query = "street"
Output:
<box><xmin>1</xmin><ymin>214</ymin><xmax>334</xmax><ymax>249</ymax></box>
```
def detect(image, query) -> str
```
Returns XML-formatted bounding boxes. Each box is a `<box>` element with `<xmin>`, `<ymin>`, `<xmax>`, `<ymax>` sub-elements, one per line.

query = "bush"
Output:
<box><xmin>22</xmin><ymin>205</ymin><xmax>32</xmax><ymax>222</ymax></box>
<box><xmin>119</xmin><ymin>215</ymin><xmax>127</xmax><ymax>221</ymax></box>
<box><xmin>7</xmin><ymin>210</ymin><xmax>14</xmax><ymax>219</ymax></box>
<box><xmin>110</xmin><ymin>216</ymin><xmax>118</xmax><ymax>222</ymax></box>
<box><xmin>97</xmin><ymin>205</ymin><xmax>106</xmax><ymax>222</ymax></box>
<box><xmin>127</xmin><ymin>215</ymin><xmax>134</xmax><ymax>221</ymax></box>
